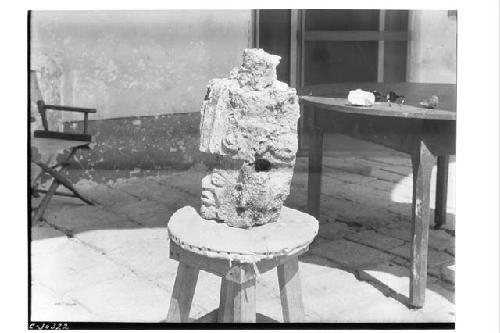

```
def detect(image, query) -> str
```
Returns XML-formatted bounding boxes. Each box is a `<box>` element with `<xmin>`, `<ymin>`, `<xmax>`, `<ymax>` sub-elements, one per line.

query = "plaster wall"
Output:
<box><xmin>407</xmin><ymin>10</ymin><xmax>457</xmax><ymax>84</ymax></box>
<box><xmin>31</xmin><ymin>10</ymin><xmax>252</xmax><ymax>121</ymax></box>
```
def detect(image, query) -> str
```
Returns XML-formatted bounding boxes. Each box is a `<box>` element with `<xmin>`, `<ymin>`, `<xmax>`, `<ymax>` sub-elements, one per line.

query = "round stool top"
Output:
<box><xmin>167</xmin><ymin>206</ymin><xmax>319</xmax><ymax>263</ymax></box>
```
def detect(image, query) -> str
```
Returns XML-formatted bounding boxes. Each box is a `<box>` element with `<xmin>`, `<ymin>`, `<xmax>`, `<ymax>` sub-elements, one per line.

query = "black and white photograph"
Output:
<box><xmin>9</xmin><ymin>0</ymin><xmax>498</xmax><ymax>330</ymax></box>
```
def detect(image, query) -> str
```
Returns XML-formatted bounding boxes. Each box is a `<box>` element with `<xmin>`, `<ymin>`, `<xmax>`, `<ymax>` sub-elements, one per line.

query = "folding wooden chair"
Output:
<box><xmin>30</xmin><ymin>70</ymin><xmax>97</xmax><ymax>223</ymax></box>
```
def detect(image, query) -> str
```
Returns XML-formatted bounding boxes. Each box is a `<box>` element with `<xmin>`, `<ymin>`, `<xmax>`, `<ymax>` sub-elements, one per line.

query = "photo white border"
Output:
<box><xmin>1</xmin><ymin>1</ymin><xmax>498</xmax><ymax>332</ymax></box>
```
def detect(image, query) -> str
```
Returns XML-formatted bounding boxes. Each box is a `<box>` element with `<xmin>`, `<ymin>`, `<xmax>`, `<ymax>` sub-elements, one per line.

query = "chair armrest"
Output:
<box><xmin>43</xmin><ymin>104</ymin><xmax>97</xmax><ymax>114</ymax></box>
<box><xmin>37</xmin><ymin>101</ymin><xmax>97</xmax><ymax>134</ymax></box>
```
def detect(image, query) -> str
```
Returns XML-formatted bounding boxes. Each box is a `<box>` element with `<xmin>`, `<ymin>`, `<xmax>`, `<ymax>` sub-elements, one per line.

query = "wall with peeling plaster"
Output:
<box><xmin>64</xmin><ymin>114</ymin><xmax>216</xmax><ymax>170</ymax></box>
<box><xmin>31</xmin><ymin>10</ymin><xmax>252</xmax><ymax>121</ymax></box>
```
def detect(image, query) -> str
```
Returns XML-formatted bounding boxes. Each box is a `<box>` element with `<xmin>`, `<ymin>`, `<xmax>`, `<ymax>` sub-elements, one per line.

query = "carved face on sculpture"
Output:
<box><xmin>200</xmin><ymin>161</ymin><xmax>294</xmax><ymax>228</ymax></box>
<box><xmin>199</xmin><ymin>49</ymin><xmax>300</xmax><ymax>228</ymax></box>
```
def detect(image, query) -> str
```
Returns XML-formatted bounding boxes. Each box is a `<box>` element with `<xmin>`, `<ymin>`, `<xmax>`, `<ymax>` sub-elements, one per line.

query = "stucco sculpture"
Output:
<box><xmin>199</xmin><ymin>48</ymin><xmax>300</xmax><ymax>228</ymax></box>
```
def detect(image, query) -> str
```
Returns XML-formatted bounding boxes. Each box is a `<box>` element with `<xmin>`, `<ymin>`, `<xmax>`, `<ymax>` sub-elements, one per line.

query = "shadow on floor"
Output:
<box><xmin>299</xmin><ymin>253</ymin><xmax>454</xmax><ymax>310</ymax></box>
<box><xmin>195</xmin><ymin>309</ymin><xmax>279</xmax><ymax>323</ymax></box>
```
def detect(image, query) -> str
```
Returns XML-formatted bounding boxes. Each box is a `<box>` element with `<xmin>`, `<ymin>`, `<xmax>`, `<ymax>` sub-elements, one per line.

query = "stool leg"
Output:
<box><xmin>218</xmin><ymin>276</ymin><xmax>233</xmax><ymax>322</ymax></box>
<box><xmin>219</xmin><ymin>264</ymin><xmax>256</xmax><ymax>323</ymax></box>
<box><xmin>277</xmin><ymin>257</ymin><xmax>305</xmax><ymax>322</ymax></box>
<box><xmin>166</xmin><ymin>263</ymin><xmax>199</xmax><ymax>322</ymax></box>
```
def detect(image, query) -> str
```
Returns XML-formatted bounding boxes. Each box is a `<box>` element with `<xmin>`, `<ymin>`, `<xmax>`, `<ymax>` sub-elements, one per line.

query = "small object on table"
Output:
<box><xmin>420</xmin><ymin>95</ymin><xmax>439</xmax><ymax>109</ymax></box>
<box><xmin>386</xmin><ymin>91</ymin><xmax>405</xmax><ymax>107</ymax></box>
<box><xmin>166</xmin><ymin>206</ymin><xmax>319</xmax><ymax>323</ymax></box>
<box><xmin>371</xmin><ymin>90</ymin><xmax>405</xmax><ymax>105</ymax></box>
<box><xmin>371</xmin><ymin>90</ymin><xmax>383</xmax><ymax>102</ymax></box>
<box><xmin>347</xmin><ymin>89</ymin><xmax>375</xmax><ymax>106</ymax></box>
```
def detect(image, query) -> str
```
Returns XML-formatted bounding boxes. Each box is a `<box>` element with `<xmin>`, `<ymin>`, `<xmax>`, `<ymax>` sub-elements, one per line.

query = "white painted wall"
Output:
<box><xmin>31</xmin><ymin>10</ymin><xmax>252</xmax><ymax>120</ymax></box>
<box><xmin>407</xmin><ymin>10</ymin><xmax>457</xmax><ymax>84</ymax></box>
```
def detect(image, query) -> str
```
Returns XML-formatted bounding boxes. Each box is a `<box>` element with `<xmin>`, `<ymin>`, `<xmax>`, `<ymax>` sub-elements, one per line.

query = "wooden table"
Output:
<box><xmin>299</xmin><ymin>82</ymin><xmax>456</xmax><ymax>308</ymax></box>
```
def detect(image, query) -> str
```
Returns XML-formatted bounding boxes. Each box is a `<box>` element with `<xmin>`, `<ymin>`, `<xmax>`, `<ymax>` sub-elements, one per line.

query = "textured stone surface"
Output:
<box><xmin>318</xmin><ymin>221</ymin><xmax>354</xmax><ymax>240</ymax></box>
<box><xmin>345</xmin><ymin>230</ymin><xmax>406</xmax><ymax>250</ymax></box>
<box><xmin>199</xmin><ymin>48</ymin><xmax>300</xmax><ymax>228</ymax></box>
<box><xmin>309</xmin><ymin>239</ymin><xmax>394</xmax><ymax>269</ymax></box>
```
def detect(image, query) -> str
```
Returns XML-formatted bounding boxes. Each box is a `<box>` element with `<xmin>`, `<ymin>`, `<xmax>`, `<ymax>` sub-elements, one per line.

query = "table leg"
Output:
<box><xmin>307</xmin><ymin>108</ymin><xmax>324</xmax><ymax>219</ymax></box>
<box><xmin>434</xmin><ymin>155</ymin><xmax>449</xmax><ymax>229</ymax></box>
<box><xmin>409</xmin><ymin>140</ymin><xmax>434</xmax><ymax>308</ymax></box>
<box><xmin>277</xmin><ymin>257</ymin><xmax>305</xmax><ymax>322</ymax></box>
<box><xmin>166</xmin><ymin>263</ymin><xmax>199</xmax><ymax>322</ymax></box>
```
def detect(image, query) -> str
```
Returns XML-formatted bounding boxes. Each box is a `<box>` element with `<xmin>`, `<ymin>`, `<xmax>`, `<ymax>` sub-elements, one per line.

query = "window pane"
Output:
<box><xmin>305</xmin><ymin>10</ymin><xmax>380</xmax><ymax>31</ymax></box>
<box><xmin>258</xmin><ymin>9</ymin><xmax>291</xmax><ymax>83</ymax></box>
<box><xmin>384</xmin><ymin>41</ymin><xmax>407</xmax><ymax>82</ymax></box>
<box><xmin>304</xmin><ymin>41</ymin><xmax>378</xmax><ymax>85</ymax></box>
<box><xmin>384</xmin><ymin>10</ymin><xmax>409</xmax><ymax>31</ymax></box>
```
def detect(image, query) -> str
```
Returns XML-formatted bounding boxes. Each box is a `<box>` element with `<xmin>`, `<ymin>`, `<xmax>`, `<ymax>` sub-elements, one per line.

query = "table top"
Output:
<box><xmin>298</xmin><ymin>82</ymin><xmax>456</xmax><ymax>121</ymax></box>
<box><xmin>301</xmin><ymin>96</ymin><xmax>457</xmax><ymax>121</ymax></box>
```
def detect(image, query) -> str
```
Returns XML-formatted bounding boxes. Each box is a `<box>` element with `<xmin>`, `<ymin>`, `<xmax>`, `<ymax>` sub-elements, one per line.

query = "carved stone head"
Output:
<box><xmin>199</xmin><ymin>49</ymin><xmax>300</xmax><ymax>228</ymax></box>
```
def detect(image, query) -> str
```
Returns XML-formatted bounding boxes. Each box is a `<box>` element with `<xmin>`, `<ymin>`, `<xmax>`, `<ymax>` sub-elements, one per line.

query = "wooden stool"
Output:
<box><xmin>165</xmin><ymin>206</ymin><xmax>319</xmax><ymax>323</ymax></box>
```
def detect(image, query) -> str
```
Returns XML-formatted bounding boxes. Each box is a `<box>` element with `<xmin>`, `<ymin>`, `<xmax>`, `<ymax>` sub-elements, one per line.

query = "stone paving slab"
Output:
<box><xmin>31</xmin><ymin>222</ymin><xmax>69</xmax><ymax>256</ymax></box>
<box><xmin>75</xmin><ymin>227</ymin><xmax>166</xmax><ymax>256</ymax></box>
<box><xmin>107</xmin><ymin>199</ymin><xmax>174</xmax><ymax>228</ymax></box>
<box><xmin>440</xmin><ymin>264</ymin><xmax>455</xmax><ymax>284</ymax></box>
<box><xmin>323</xmin><ymin>169</ymin><xmax>375</xmax><ymax>185</ymax></box>
<box><xmin>67</xmin><ymin>274</ymin><xmax>170</xmax><ymax>322</ymax></box>
<box><xmin>31</xmin><ymin>238</ymin><xmax>131</xmax><ymax>295</ymax></box>
<box><xmin>428</xmin><ymin>229</ymin><xmax>454</xmax><ymax>251</ymax></box>
<box><xmin>156</xmin><ymin>171</ymin><xmax>205</xmax><ymax>197</ymax></box>
<box><xmin>370</xmin><ymin>168</ymin><xmax>407</xmax><ymax>183</ymax></box>
<box><xmin>187</xmin><ymin>270</ymin><xmax>221</xmax><ymax>318</ymax></box>
<box><xmin>105</xmin><ymin>234</ymin><xmax>177</xmax><ymax>288</ymax></box>
<box><xmin>329</xmin><ymin>182</ymin><xmax>394</xmax><ymax>209</ymax></box>
<box><xmin>111</xmin><ymin>177</ymin><xmax>193</xmax><ymax>206</ymax></box>
<box><xmin>75</xmin><ymin>180</ymin><xmax>139</xmax><ymax>207</ymax></box>
<box><xmin>387</xmin><ymin>244</ymin><xmax>454</xmax><ymax>268</ymax></box>
<box><xmin>309</xmin><ymin>239</ymin><xmax>395</xmax><ymax>269</ymax></box>
<box><xmin>44</xmin><ymin>205</ymin><xmax>134</xmax><ymax>235</ymax></box>
<box><xmin>321</xmin><ymin>157</ymin><xmax>373</xmax><ymax>177</ymax></box>
<box><xmin>31</xmin><ymin>282</ymin><xmax>99</xmax><ymax>322</ymax></box>
<box><xmin>299</xmin><ymin>256</ymin><xmax>408</xmax><ymax>322</ymax></box>
<box><xmin>323</xmin><ymin>200</ymin><xmax>396</xmax><ymax>229</ymax></box>
<box><xmin>367</xmin><ymin>178</ymin><xmax>400</xmax><ymax>192</ymax></box>
<box><xmin>355</xmin><ymin>263</ymin><xmax>454</xmax><ymax>321</ymax></box>
<box><xmin>345</xmin><ymin>230</ymin><xmax>406</xmax><ymax>250</ymax></box>
<box><xmin>318</xmin><ymin>221</ymin><xmax>355</xmax><ymax>240</ymax></box>
<box><xmin>354</xmin><ymin>156</ymin><xmax>412</xmax><ymax>176</ymax></box>
<box><xmin>378</xmin><ymin>225</ymin><xmax>413</xmax><ymax>242</ymax></box>
<box><xmin>31</xmin><ymin>195</ymin><xmax>87</xmax><ymax>216</ymax></box>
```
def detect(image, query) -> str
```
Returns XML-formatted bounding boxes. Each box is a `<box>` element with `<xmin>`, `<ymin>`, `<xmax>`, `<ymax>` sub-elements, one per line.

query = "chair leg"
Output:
<box><xmin>166</xmin><ymin>263</ymin><xmax>199</xmax><ymax>322</ymax></box>
<box><xmin>32</xmin><ymin>178</ymin><xmax>61</xmax><ymax>223</ymax></box>
<box><xmin>33</xmin><ymin>151</ymin><xmax>93</xmax><ymax>206</ymax></box>
<box><xmin>277</xmin><ymin>257</ymin><xmax>305</xmax><ymax>322</ymax></box>
<box><xmin>219</xmin><ymin>264</ymin><xmax>256</xmax><ymax>323</ymax></box>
